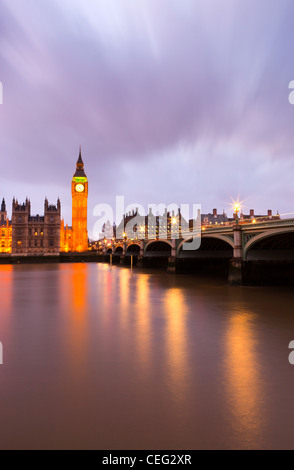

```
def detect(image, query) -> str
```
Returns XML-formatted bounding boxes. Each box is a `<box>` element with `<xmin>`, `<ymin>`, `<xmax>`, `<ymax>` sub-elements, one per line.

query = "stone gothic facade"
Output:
<box><xmin>0</xmin><ymin>199</ymin><xmax>12</xmax><ymax>253</ymax></box>
<box><xmin>11</xmin><ymin>198</ymin><xmax>61</xmax><ymax>255</ymax></box>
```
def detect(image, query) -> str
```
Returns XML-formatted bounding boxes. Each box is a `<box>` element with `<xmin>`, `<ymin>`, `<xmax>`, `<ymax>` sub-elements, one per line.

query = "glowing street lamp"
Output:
<box><xmin>232</xmin><ymin>200</ymin><xmax>242</xmax><ymax>224</ymax></box>
<box><xmin>233</xmin><ymin>202</ymin><xmax>241</xmax><ymax>216</ymax></box>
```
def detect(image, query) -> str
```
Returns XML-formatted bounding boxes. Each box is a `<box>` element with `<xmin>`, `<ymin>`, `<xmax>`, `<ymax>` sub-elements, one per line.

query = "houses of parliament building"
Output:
<box><xmin>0</xmin><ymin>149</ymin><xmax>88</xmax><ymax>255</ymax></box>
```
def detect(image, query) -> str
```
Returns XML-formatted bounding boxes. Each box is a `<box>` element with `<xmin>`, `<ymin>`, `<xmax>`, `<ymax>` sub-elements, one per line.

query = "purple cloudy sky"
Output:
<box><xmin>1</xmin><ymin>0</ymin><xmax>294</xmax><ymax>236</ymax></box>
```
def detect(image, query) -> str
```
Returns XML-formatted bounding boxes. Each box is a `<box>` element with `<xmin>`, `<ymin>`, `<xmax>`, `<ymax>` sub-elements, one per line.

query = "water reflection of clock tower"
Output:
<box><xmin>71</xmin><ymin>148</ymin><xmax>88</xmax><ymax>252</ymax></box>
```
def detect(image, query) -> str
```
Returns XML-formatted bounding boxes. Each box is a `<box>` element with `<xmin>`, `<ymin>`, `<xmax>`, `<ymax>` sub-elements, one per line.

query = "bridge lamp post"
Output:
<box><xmin>234</xmin><ymin>203</ymin><xmax>241</xmax><ymax>223</ymax></box>
<box><xmin>228</xmin><ymin>202</ymin><xmax>244</xmax><ymax>285</ymax></box>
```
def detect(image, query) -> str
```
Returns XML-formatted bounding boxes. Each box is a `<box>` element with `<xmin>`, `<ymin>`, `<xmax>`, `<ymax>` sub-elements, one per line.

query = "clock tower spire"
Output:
<box><xmin>72</xmin><ymin>147</ymin><xmax>88</xmax><ymax>252</ymax></box>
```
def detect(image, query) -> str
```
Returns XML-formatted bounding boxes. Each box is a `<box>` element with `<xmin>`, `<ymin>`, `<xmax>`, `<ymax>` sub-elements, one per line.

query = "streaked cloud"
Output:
<box><xmin>0</xmin><ymin>0</ymin><xmax>294</xmax><ymax>236</ymax></box>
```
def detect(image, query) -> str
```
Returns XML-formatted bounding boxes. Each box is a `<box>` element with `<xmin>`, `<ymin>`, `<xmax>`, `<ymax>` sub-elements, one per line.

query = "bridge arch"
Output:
<box><xmin>144</xmin><ymin>240</ymin><xmax>172</xmax><ymax>257</ymax></box>
<box><xmin>244</xmin><ymin>228</ymin><xmax>294</xmax><ymax>261</ymax></box>
<box><xmin>178</xmin><ymin>234</ymin><xmax>233</xmax><ymax>258</ymax></box>
<box><xmin>202</xmin><ymin>233</ymin><xmax>234</xmax><ymax>248</ymax></box>
<box><xmin>178</xmin><ymin>233</ymin><xmax>234</xmax><ymax>254</ymax></box>
<box><xmin>126</xmin><ymin>243</ymin><xmax>140</xmax><ymax>255</ymax></box>
<box><xmin>114</xmin><ymin>245</ymin><xmax>123</xmax><ymax>255</ymax></box>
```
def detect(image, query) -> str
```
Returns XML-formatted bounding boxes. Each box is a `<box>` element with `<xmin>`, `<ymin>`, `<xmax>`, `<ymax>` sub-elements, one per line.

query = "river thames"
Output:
<box><xmin>0</xmin><ymin>263</ymin><xmax>294</xmax><ymax>449</ymax></box>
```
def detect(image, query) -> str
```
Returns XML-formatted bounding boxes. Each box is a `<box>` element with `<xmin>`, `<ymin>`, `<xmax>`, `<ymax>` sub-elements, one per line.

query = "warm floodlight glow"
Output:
<box><xmin>230</xmin><ymin>198</ymin><xmax>245</xmax><ymax>218</ymax></box>
<box><xmin>233</xmin><ymin>202</ymin><xmax>241</xmax><ymax>214</ymax></box>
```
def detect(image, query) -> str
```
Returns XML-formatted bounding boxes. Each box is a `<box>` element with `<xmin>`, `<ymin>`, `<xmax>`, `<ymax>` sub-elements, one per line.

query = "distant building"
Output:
<box><xmin>11</xmin><ymin>198</ymin><xmax>61</xmax><ymax>255</ymax></box>
<box><xmin>113</xmin><ymin>207</ymin><xmax>191</xmax><ymax>241</ymax></box>
<box><xmin>239</xmin><ymin>209</ymin><xmax>280</xmax><ymax>223</ymax></box>
<box><xmin>201</xmin><ymin>209</ymin><xmax>229</xmax><ymax>226</ymax></box>
<box><xmin>0</xmin><ymin>199</ymin><xmax>12</xmax><ymax>253</ymax></box>
<box><xmin>200</xmin><ymin>208</ymin><xmax>280</xmax><ymax>226</ymax></box>
<box><xmin>60</xmin><ymin>222</ymin><xmax>73</xmax><ymax>253</ymax></box>
<box><xmin>111</xmin><ymin>207</ymin><xmax>280</xmax><ymax>242</ymax></box>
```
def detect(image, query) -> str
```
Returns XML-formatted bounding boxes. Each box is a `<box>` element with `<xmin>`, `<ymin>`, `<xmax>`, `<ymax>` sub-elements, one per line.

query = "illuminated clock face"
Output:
<box><xmin>75</xmin><ymin>184</ymin><xmax>84</xmax><ymax>193</ymax></box>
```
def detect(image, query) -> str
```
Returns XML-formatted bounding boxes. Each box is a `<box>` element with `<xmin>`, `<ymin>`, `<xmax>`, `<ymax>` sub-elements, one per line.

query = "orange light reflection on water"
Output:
<box><xmin>0</xmin><ymin>265</ymin><xmax>13</xmax><ymax>314</ymax></box>
<box><xmin>225</xmin><ymin>309</ymin><xmax>264</xmax><ymax>445</ymax></box>
<box><xmin>164</xmin><ymin>288</ymin><xmax>189</xmax><ymax>405</ymax></box>
<box><xmin>72</xmin><ymin>264</ymin><xmax>87</xmax><ymax>313</ymax></box>
<box><xmin>119</xmin><ymin>268</ymin><xmax>130</xmax><ymax>329</ymax></box>
<box><xmin>67</xmin><ymin>263</ymin><xmax>88</xmax><ymax>371</ymax></box>
<box><xmin>134</xmin><ymin>274</ymin><xmax>152</xmax><ymax>369</ymax></box>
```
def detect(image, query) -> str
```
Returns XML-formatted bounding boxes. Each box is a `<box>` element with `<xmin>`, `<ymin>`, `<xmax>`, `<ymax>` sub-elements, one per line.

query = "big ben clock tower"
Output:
<box><xmin>72</xmin><ymin>147</ymin><xmax>88</xmax><ymax>252</ymax></box>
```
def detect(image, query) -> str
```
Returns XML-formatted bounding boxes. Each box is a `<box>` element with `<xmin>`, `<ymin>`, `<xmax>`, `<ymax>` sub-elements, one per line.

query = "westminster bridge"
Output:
<box><xmin>101</xmin><ymin>218</ymin><xmax>294</xmax><ymax>285</ymax></box>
